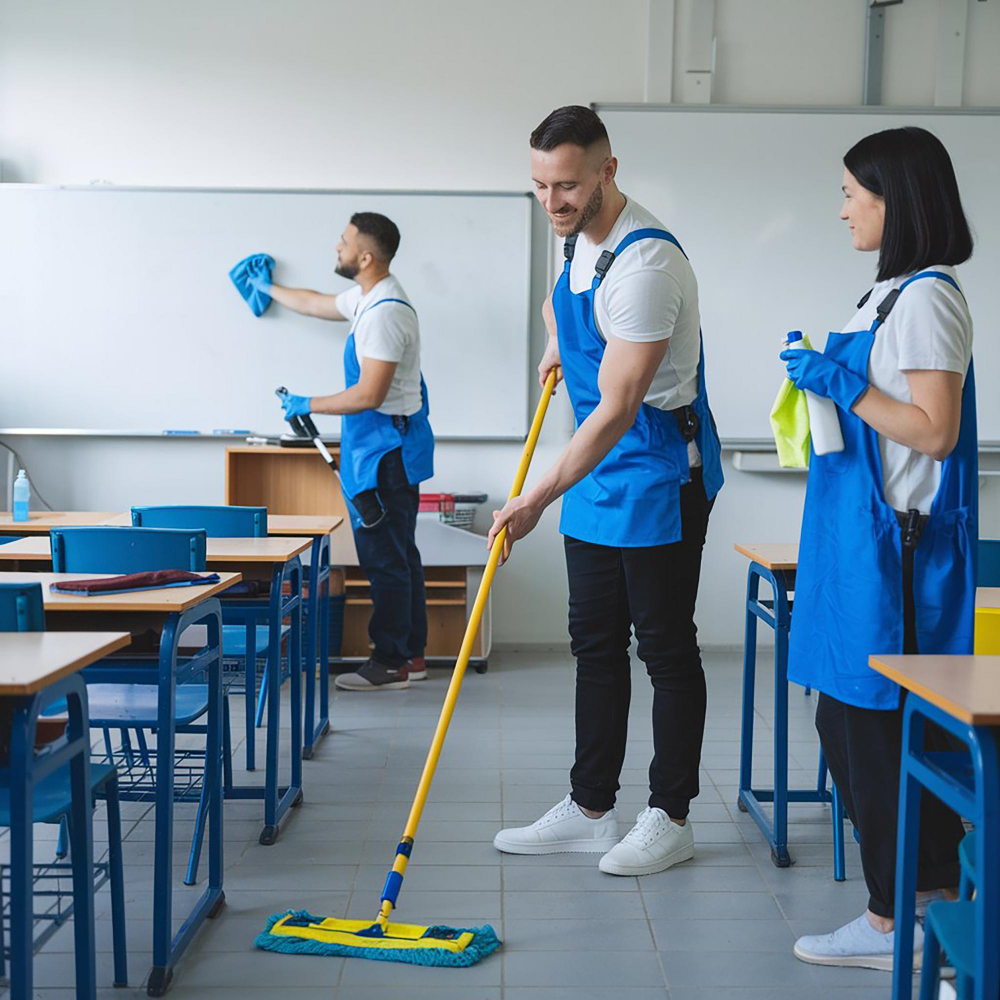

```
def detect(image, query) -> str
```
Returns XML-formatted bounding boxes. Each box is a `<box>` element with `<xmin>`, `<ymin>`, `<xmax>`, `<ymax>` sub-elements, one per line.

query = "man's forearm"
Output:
<box><xmin>268</xmin><ymin>283</ymin><xmax>339</xmax><ymax>319</ymax></box>
<box><xmin>527</xmin><ymin>401</ymin><xmax>635</xmax><ymax>509</ymax></box>
<box><xmin>310</xmin><ymin>384</ymin><xmax>385</xmax><ymax>416</ymax></box>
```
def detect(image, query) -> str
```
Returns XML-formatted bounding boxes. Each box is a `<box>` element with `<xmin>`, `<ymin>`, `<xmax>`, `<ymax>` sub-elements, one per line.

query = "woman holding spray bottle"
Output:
<box><xmin>783</xmin><ymin>127</ymin><xmax>977</xmax><ymax>971</ymax></box>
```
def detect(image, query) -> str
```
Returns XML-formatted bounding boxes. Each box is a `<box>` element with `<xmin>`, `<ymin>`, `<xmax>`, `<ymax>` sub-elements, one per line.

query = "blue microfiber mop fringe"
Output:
<box><xmin>254</xmin><ymin>910</ymin><xmax>501</xmax><ymax>967</ymax></box>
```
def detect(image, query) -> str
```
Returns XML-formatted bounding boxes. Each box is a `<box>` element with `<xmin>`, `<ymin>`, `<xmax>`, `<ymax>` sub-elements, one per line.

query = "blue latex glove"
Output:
<box><xmin>281</xmin><ymin>393</ymin><xmax>312</xmax><ymax>419</ymax></box>
<box><xmin>780</xmin><ymin>348</ymin><xmax>869</xmax><ymax>412</ymax></box>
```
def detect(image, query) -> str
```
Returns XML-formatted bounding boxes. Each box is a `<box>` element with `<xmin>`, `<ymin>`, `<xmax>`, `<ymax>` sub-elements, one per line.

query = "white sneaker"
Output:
<box><xmin>493</xmin><ymin>795</ymin><xmax>619</xmax><ymax>855</ymax></box>
<box><xmin>598</xmin><ymin>806</ymin><xmax>694</xmax><ymax>876</ymax></box>
<box><xmin>793</xmin><ymin>912</ymin><xmax>923</xmax><ymax>971</ymax></box>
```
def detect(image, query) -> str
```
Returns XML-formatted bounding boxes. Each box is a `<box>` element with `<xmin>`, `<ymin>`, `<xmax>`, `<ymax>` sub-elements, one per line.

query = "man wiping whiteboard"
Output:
<box><xmin>264</xmin><ymin>213</ymin><xmax>433</xmax><ymax>691</ymax></box>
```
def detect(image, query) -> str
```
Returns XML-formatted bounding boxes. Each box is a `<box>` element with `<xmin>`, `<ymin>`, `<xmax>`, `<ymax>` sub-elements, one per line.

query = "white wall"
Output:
<box><xmin>2</xmin><ymin>0</ymin><xmax>999</xmax><ymax>649</ymax></box>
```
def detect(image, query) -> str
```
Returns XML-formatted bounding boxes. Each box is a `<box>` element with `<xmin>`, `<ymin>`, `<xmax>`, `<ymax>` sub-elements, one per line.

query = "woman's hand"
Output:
<box><xmin>780</xmin><ymin>348</ymin><xmax>869</xmax><ymax>412</ymax></box>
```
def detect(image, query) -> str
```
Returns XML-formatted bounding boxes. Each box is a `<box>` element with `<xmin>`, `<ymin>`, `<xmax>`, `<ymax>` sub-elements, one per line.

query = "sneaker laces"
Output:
<box><xmin>533</xmin><ymin>795</ymin><xmax>581</xmax><ymax>829</ymax></box>
<box><xmin>620</xmin><ymin>806</ymin><xmax>671</xmax><ymax>849</ymax></box>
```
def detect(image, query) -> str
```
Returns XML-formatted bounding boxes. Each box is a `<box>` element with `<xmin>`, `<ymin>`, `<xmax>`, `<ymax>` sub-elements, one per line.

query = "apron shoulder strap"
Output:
<box><xmin>564</xmin><ymin>234</ymin><xmax>579</xmax><ymax>261</ymax></box>
<box><xmin>870</xmin><ymin>269</ymin><xmax>965</xmax><ymax>331</ymax></box>
<box><xmin>592</xmin><ymin>227</ymin><xmax>689</xmax><ymax>286</ymax></box>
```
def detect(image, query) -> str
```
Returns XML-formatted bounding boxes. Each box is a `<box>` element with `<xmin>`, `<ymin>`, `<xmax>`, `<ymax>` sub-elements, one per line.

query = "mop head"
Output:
<box><xmin>255</xmin><ymin>910</ymin><xmax>501</xmax><ymax>967</ymax></box>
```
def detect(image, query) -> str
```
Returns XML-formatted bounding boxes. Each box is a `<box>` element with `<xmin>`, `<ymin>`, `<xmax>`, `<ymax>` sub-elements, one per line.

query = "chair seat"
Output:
<box><xmin>0</xmin><ymin>760</ymin><xmax>116</xmax><ymax>825</ymax></box>
<box><xmin>925</xmin><ymin>899</ymin><xmax>976</xmax><ymax>977</ymax></box>
<box><xmin>222</xmin><ymin>623</ymin><xmax>290</xmax><ymax>658</ymax></box>
<box><xmin>42</xmin><ymin>684</ymin><xmax>210</xmax><ymax>727</ymax></box>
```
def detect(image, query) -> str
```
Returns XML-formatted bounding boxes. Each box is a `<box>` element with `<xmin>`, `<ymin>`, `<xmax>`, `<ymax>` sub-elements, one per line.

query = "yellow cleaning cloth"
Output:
<box><xmin>769</xmin><ymin>334</ymin><xmax>815</xmax><ymax>469</ymax></box>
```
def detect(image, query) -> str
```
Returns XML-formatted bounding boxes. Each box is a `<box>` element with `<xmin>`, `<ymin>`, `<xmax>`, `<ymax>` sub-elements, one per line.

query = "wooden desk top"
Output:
<box><xmin>0</xmin><ymin>632</ymin><xmax>132</xmax><ymax>695</ymax></box>
<box><xmin>0</xmin><ymin>512</ymin><xmax>119</xmax><ymax>533</ymax></box>
<box><xmin>978</xmin><ymin>588</ymin><xmax>1000</xmax><ymax>611</ymax></box>
<box><xmin>733</xmin><ymin>543</ymin><xmax>800</xmax><ymax>570</ymax></box>
<box><xmin>868</xmin><ymin>654</ymin><xmax>1000</xmax><ymax>725</ymax></box>
<box><xmin>100</xmin><ymin>512</ymin><xmax>343</xmax><ymax>538</ymax></box>
<box><xmin>265</xmin><ymin>515</ymin><xmax>343</xmax><ymax>537</ymax></box>
<box><xmin>0</xmin><ymin>572</ymin><xmax>241</xmax><ymax>613</ymax></box>
<box><xmin>0</xmin><ymin>536</ymin><xmax>311</xmax><ymax>564</ymax></box>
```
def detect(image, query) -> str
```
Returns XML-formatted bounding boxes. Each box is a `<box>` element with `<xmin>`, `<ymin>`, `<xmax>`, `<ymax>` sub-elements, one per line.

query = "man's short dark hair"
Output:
<box><xmin>530</xmin><ymin>105</ymin><xmax>609</xmax><ymax>152</ymax></box>
<box><xmin>350</xmin><ymin>212</ymin><xmax>401</xmax><ymax>262</ymax></box>
<box><xmin>844</xmin><ymin>127</ymin><xmax>973</xmax><ymax>282</ymax></box>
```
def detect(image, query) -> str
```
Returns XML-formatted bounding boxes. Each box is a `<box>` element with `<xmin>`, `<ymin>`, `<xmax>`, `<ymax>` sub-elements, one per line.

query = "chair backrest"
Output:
<box><xmin>50</xmin><ymin>526</ymin><xmax>207</xmax><ymax>573</ymax></box>
<box><xmin>0</xmin><ymin>581</ymin><xmax>45</xmax><ymax>631</ymax></box>
<box><xmin>979</xmin><ymin>539</ymin><xmax>1000</xmax><ymax>588</ymax></box>
<box><xmin>131</xmin><ymin>505</ymin><xmax>267</xmax><ymax>538</ymax></box>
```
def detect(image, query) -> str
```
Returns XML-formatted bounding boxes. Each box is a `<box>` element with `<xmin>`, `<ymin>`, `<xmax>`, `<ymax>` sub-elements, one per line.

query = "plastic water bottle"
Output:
<box><xmin>785</xmin><ymin>332</ymin><xmax>844</xmax><ymax>456</ymax></box>
<box><xmin>12</xmin><ymin>469</ymin><xmax>30</xmax><ymax>522</ymax></box>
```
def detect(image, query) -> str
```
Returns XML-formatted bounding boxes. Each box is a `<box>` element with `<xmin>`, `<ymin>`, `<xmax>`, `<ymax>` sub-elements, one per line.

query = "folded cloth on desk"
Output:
<box><xmin>229</xmin><ymin>253</ymin><xmax>275</xmax><ymax>317</ymax></box>
<box><xmin>51</xmin><ymin>570</ymin><xmax>221</xmax><ymax>595</ymax></box>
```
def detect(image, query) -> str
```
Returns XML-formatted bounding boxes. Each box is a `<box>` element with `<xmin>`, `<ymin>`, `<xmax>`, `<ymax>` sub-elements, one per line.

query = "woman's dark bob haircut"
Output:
<box><xmin>844</xmin><ymin>126</ymin><xmax>973</xmax><ymax>282</ymax></box>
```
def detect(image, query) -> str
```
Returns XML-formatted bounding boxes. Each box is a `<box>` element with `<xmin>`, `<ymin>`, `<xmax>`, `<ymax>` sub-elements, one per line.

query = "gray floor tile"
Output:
<box><xmin>651</xmin><ymin>918</ymin><xmax>795</xmax><ymax>952</ymax></box>
<box><xmin>660</xmin><ymin>949</ymin><xmax>819</xmax><ymax>988</ymax></box>
<box><xmin>503</xmin><ymin>949</ymin><xmax>666</xmax><ymax>987</ymax></box>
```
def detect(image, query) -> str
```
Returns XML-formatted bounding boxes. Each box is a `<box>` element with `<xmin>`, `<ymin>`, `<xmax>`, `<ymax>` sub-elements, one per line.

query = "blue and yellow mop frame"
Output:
<box><xmin>256</xmin><ymin>371</ymin><xmax>558</xmax><ymax>967</ymax></box>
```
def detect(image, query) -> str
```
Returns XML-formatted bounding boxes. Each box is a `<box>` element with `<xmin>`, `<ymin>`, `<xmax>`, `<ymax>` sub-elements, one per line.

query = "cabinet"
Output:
<box><xmin>225</xmin><ymin>446</ymin><xmax>491</xmax><ymax>665</ymax></box>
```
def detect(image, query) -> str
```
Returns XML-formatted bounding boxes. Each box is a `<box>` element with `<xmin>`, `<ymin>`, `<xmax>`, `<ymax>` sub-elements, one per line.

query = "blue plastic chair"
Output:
<box><xmin>129</xmin><ymin>505</ymin><xmax>291</xmax><ymax>752</ymax></box>
<box><xmin>47</xmin><ymin>525</ymin><xmax>227</xmax><ymax>885</ymax></box>
<box><xmin>0</xmin><ymin>581</ymin><xmax>128</xmax><ymax>991</ymax></box>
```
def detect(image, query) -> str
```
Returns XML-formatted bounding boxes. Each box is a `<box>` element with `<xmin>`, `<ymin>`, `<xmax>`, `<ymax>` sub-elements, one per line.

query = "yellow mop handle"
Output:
<box><xmin>376</xmin><ymin>369</ymin><xmax>558</xmax><ymax>925</ymax></box>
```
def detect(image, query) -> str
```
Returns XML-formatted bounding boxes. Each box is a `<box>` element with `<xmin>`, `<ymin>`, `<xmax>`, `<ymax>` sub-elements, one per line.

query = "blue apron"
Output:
<box><xmin>555</xmin><ymin>227</ymin><xmax>724</xmax><ymax>547</ymax></box>
<box><xmin>788</xmin><ymin>270</ymin><xmax>978</xmax><ymax>710</ymax></box>
<box><xmin>339</xmin><ymin>297</ymin><xmax>435</xmax><ymax>512</ymax></box>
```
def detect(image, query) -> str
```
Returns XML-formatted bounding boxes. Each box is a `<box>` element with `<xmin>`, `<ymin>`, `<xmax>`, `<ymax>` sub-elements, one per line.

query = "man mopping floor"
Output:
<box><xmin>489</xmin><ymin>106</ymin><xmax>724</xmax><ymax>877</ymax></box>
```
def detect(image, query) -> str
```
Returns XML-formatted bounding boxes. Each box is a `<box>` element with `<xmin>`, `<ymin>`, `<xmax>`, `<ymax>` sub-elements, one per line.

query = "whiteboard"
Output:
<box><xmin>595</xmin><ymin>106</ymin><xmax>1000</xmax><ymax>441</ymax></box>
<box><xmin>0</xmin><ymin>187</ymin><xmax>533</xmax><ymax>439</ymax></box>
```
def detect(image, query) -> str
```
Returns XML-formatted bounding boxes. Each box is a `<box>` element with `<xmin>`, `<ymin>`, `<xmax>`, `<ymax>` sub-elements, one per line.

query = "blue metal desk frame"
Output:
<box><xmin>739</xmin><ymin>560</ymin><xmax>832</xmax><ymax>866</ymax></box>
<box><xmin>67</xmin><ymin>597</ymin><xmax>225</xmax><ymax>996</ymax></box>
<box><xmin>300</xmin><ymin>533</ymin><xmax>331</xmax><ymax>759</ymax></box>
<box><xmin>892</xmin><ymin>695</ymin><xmax>999</xmax><ymax>1000</ymax></box>
<box><xmin>221</xmin><ymin>557</ymin><xmax>303</xmax><ymax>845</ymax></box>
<box><xmin>3</xmin><ymin>674</ymin><xmax>98</xmax><ymax>1000</ymax></box>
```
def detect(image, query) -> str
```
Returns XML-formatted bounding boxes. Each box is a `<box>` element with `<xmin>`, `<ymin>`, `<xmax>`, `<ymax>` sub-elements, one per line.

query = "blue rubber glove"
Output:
<box><xmin>780</xmin><ymin>348</ymin><xmax>869</xmax><ymax>412</ymax></box>
<box><xmin>281</xmin><ymin>393</ymin><xmax>312</xmax><ymax>419</ymax></box>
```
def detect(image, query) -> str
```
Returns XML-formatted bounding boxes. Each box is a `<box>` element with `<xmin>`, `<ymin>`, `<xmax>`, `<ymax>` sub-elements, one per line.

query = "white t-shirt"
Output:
<box><xmin>567</xmin><ymin>196</ymin><xmax>703</xmax><ymax>466</ymax></box>
<box><xmin>335</xmin><ymin>275</ymin><xmax>422</xmax><ymax>416</ymax></box>
<box><xmin>835</xmin><ymin>264</ymin><xmax>972</xmax><ymax>514</ymax></box>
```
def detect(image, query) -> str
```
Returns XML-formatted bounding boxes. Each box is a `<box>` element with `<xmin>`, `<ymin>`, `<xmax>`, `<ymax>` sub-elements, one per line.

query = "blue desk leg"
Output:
<box><xmin>302</xmin><ymin>534</ymin><xmax>332</xmax><ymax>760</ymax></box>
<box><xmin>739</xmin><ymin>563</ymin><xmax>807</xmax><ymax>868</ymax></box>
<box><xmin>147</xmin><ymin>601</ymin><xmax>225</xmax><ymax>997</ymax></box>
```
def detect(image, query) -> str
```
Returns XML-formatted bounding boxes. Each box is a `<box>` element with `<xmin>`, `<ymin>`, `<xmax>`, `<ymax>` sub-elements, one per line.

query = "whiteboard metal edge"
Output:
<box><xmin>591</xmin><ymin>103</ymin><xmax>1000</xmax><ymax>116</ymax></box>
<box><xmin>0</xmin><ymin>184</ymin><xmax>535</xmax><ymax>197</ymax></box>
<box><xmin>0</xmin><ymin>428</ymin><xmax>528</xmax><ymax>442</ymax></box>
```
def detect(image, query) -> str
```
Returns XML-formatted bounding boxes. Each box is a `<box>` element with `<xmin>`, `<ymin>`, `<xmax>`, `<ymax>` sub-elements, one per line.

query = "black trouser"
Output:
<box><xmin>814</xmin><ymin>520</ymin><xmax>965</xmax><ymax>918</ymax></box>
<box><xmin>565</xmin><ymin>469</ymin><xmax>714</xmax><ymax>819</ymax></box>
<box><xmin>351</xmin><ymin>447</ymin><xmax>427</xmax><ymax>669</ymax></box>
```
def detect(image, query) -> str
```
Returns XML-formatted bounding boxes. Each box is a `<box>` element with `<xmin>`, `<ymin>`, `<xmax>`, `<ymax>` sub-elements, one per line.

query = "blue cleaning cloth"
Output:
<box><xmin>229</xmin><ymin>253</ymin><xmax>275</xmax><ymax>317</ymax></box>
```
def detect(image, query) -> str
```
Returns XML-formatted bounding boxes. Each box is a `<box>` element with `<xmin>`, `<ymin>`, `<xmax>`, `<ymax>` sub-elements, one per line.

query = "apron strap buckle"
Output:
<box><xmin>594</xmin><ymin>250</ymin><xmax>616</xmax><ymax>281</ymax></box>
<box><xmin>672</xmin><ymin>405</ymin><xmax>700</xmax><ymax>442</ymax></box>
<box><xmin>564</xmin><ymin>234</ymin><xmax>579</xmax><ymax>261</ymax></box>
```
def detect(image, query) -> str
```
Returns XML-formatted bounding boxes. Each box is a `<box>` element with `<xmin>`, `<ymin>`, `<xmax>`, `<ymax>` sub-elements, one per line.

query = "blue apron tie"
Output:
<box><xmin>554</xmin><ymin>228</ymin><xmax>723</xmax><ymax>548</ymax></box>
<box><xmin>788</xmin><ymin>270</ymin><xmax>978</xmax><ymax>709</ymax></box>
<box><xmin>340</xmin><ymin>298</ymin><xmax>435</xmax><ymax>525</ymax></box>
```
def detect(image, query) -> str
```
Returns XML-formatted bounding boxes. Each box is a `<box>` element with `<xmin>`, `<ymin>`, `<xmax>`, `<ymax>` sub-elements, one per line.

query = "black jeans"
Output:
<box><xmin>814</xmin><ymin>519</ymin><xmax>964</xmax><ymax>917</ymax></box>
<box><xmin>565</xmin><ymin>469</ymin><xmax>714</xmax><ymax>819</ymax></box>
<box><xmin>351</xmin><ymin>447</ymin><xmax>427</xmax><ymax>669</ymax></box>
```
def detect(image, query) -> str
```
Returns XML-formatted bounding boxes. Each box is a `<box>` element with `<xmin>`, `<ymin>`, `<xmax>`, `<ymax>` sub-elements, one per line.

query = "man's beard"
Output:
<box><xmin>554</xmin><ymin>181</ymin><xmax>604</xmax><ymax>238</ymax></box>
<box><xmin>335</xmin><ymin>260</ymin><xmax>359</xmax><ymax>280</ymax></box>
